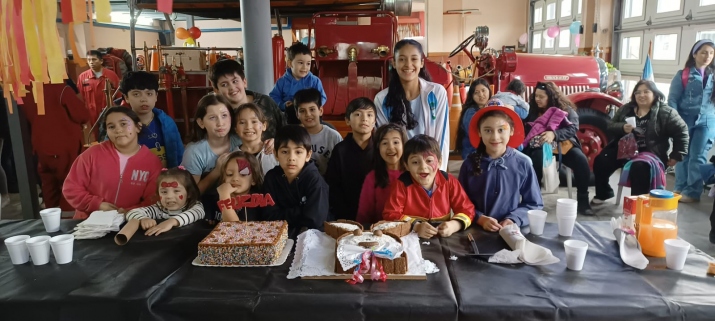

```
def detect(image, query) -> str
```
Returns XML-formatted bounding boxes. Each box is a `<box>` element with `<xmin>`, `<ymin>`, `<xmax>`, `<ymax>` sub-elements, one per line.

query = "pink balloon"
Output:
<box><xmin>574</xmin><ymin>34</ymin><xmax>581</xmax><ymax>47</ymax></box>
<box><xmin>518</xmin><ymin>33</ymin><xmax>528</xmax><ymax>45</ymax></box>
<box><xmin>546</xmin><ymin>26</ymin><xmax>560</xmax><ymax>38</ymax></box>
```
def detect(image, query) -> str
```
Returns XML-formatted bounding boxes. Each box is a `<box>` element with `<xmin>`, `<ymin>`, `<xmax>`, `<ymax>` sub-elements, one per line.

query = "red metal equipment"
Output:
<box><xmin>449</xmin><ymin>26</ymin><xmax>623</xmax><ymax>168</ymax></box>
<box><xmin>272</xmin><ymin>34</ymin><xmax>286</xmax><ymax>83</ymax></box>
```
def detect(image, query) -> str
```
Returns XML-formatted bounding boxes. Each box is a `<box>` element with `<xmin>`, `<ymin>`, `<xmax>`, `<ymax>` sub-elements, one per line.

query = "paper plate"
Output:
<box><xmin>192</xmin><ymin>239</ymin><xmax>294</xmax><ymax>267</ymax></box>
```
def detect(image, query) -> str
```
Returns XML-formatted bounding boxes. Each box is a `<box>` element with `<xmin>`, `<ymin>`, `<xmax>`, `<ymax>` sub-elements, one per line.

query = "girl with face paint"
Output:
<box><xmin>216</xmin><ymin>151</ymin><xmax>266</xmax><ymax>222</ymax></box>
<box><xmin>63</xmin><ymin>107</ymin><xmax>163</xmax><ymax>219</ymax></box>
<box><xmin>125</xmin><ymin>167</ymin><xmax>205</xmax><ymax>236</ymax></box>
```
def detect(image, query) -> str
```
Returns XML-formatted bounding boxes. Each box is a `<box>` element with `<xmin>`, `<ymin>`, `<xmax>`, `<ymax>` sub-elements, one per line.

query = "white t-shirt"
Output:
<box><xmin>181</xmin><ymin>135</ymin><xmax>242</xmax><ymax>176</ymax></box>
<box><xmin>237</xmin><ymin>146</ymin><xmax>280</xmax><ymax>175</ymax></box>
<box><xmin>309</xmin><ymin>126</ymin><xmax>343</xmax><ymax>175</ymax></box>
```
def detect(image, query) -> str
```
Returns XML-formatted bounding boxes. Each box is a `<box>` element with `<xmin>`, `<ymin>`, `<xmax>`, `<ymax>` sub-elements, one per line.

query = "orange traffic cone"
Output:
<box><xmin>449</xmin><ymin>81</ymin><xmax>463</xmax><ymax>151</ymax></box>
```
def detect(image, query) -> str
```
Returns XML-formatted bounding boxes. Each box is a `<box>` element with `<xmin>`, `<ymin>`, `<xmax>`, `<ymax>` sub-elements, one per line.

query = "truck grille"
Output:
<box><xmin>523</xmin><ymin>85</ymin><xmax>594</xmax><ymax>102</ymax></box>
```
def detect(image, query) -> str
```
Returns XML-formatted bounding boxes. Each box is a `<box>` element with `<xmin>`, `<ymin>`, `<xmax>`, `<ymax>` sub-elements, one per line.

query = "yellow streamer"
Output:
<box><xmin>32</xmin><ymin>81</ymin><xmax>45</xmax><ymax>115</ymax></box>
<box><xmin>71</xmin><ymin>0</ymin><xmax>86</xmax><ymax>22</ymax></box>
<box><xmin>95</xmin><ymin>0</ymin><xmax>112</xmax><ymax>23</ymax></box>
<box><xmin>41</xmin><ymin>0</ymin><xmax>68</xmax><ymax>83</ymax></box>
<box><xmin>23</xmin><ymin>0</ymin><xmax>46</xmax><ymax>84</ymax></box>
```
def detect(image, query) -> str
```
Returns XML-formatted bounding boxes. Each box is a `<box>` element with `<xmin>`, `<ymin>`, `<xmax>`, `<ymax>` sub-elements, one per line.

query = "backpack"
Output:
<box><xmin>681</xmin><ymin>67</ymin><xmax>689</xmax><ymax>89</ymax></box>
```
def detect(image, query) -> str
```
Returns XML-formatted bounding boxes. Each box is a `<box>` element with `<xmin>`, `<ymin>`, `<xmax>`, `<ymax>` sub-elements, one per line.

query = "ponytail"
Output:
<box><xmin>467</xmin><ymin>142</ymin><xmax>488</xmax><ymax>177</ymax></box>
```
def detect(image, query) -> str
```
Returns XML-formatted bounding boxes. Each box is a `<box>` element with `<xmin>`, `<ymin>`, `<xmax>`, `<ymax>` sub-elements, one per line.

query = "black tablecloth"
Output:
<box><xmin>1</xmin><ymin>219</ymin><xmax>714</xmax><ymax>321</ymax></box>
<box><xmin>441</xmin><ymin>222</ymin><xmax>715</xmax><ymax>321</ymax></box>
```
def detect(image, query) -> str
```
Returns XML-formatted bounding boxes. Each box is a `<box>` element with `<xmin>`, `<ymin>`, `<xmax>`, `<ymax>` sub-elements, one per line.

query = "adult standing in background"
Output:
<box><xmin>78</xmin><ymin>50</ymin><xmax>120</xmax><ymax>133</ymax></box>
<box><xmin>0</xmin><ymin>89</ymin><xmax>10</xmax><ymax>209</ymax></box>
<box><xmin>669</xmin><ymin>39</ymin><xmax>715</xmax><ymax>203</ymax></box>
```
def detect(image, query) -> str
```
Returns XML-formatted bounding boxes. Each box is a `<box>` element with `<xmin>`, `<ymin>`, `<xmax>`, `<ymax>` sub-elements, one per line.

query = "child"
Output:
<box><xmin>374</xmin><ymin>39</ymin><xmax>450</xmax><ymax>171</ymax></box>
<box><xmin>263</xmin><ymin>125</ymin><xmax>329</xmax><ymax>238</ymax></box>
<box><xmin>294</xmin><ymin>88</ymin><xmax>343</xmax><ymax>175</ymax></box>
<box><xmin>126</xmin><ymin>167</ymin><xmax>205</xmax><ymax>236</ymax></box>
<box><xmin>234</xmin><ymin>103</ymin><xmax>280</xmax><ymax>174</ymax></box>
<box><xmin>458</xmin><ymin>107</ymin><xmax>543</xmax><ymax>232</ymax></box>
<box><xmin>269</xmin><ymin>42</ymin><xmax>327</xmax><ymax>113</ymax></box>
<box><xmin>120</xmin><ymin>71</ymin><xmax>184</xmax><ymax>167</ymax></box>
<box><xmin>382</xmin><ymin>135</ymin><xmax>475</xmax><ymax>239</ymax></box>
<box><xmin>209</xmin><ymin>59</ymin><xmax>285</xmax><ymax>140</ymax></box>
<box><xmin>216</xmin><ymin>151</ymin><xmax>267</xmax><ymax>222</ymax></box>
<box><xmin>63</xmin><ymin>107</ymin><xmax>163</xmax><ymax>219</ymax></box>
<box><xmin>181</xmin><ymin>94</ymin><xmax>242</xmax><ymax>223</ymax></box>
<box><xmin>491</xmin><ymin>79</ymin><xmax>530</xmax><ymax>119</ymax></box>
<box><xmin>356</xmin><ymin>123</ymin><xmax>408</xmax><ymax>226</ymax></box>
<box><xmin>326</xmin><ymin>97</ymin><xmax>377</xmax><ymax>221</ymax></box>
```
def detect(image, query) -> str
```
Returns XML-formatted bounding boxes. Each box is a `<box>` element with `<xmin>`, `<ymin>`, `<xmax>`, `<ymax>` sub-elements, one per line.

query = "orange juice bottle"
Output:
<box><xmin>637</xmin><ymin>190</ymin><xmax>680</xmax><ymax>257</ymax></box>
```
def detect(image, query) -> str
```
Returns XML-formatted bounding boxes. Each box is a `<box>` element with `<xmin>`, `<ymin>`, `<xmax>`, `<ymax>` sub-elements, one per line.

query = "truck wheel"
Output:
<box><xmin>576</xmin><ymin>107</ymin><xmax>610</xmax><ymax>170</ymax></box>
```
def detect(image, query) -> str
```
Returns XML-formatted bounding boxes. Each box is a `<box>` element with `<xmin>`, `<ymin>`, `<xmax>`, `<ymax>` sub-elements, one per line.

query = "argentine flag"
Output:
<box><xmin>642</xmin><ymin>54</ymin><xmax>654</xmax><ymax>81</ymax></box>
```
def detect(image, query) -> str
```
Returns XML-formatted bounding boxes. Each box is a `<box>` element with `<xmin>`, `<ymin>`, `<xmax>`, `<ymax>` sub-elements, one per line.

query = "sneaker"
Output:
<box><xmin>679</xmin><ymin>196</ymin><xmax>700</xmax><ymax>203</ymax></box>
<box><xmin>590</xmin><ymin>198</ymin><xmax>608</xmax><ymax>205</ymax></box>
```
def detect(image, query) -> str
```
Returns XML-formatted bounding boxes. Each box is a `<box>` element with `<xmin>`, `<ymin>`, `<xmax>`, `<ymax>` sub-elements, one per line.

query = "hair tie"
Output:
<box><xmin>161</xmin><ymin>168</ymin><xmax>168</xmax><ymax>172</ymax></box>
<box><xmin>177</xmin><ymin>165</ymin><xmax>186</xmax><ymax>171</ymax></box>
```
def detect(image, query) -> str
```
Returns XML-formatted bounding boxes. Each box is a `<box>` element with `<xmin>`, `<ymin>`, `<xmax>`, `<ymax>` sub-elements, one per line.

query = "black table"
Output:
<box><xmin>441</xmin><ymin>222</ymin><xmax>715</xmax><ymax>321</ymax></box>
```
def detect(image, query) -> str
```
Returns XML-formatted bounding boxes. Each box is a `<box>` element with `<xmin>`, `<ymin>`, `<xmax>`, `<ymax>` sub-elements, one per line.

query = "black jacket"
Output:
<box><xmin>262</xmin><ymin>162</ymin><xmax>329</xmax><ymax>238</ymax></box>
<box><xmin>325</xmin><ymin>133</ymin><xmax>375</xmax><ymax>221</ymax></box>
<box><xmin>608</xmin><ymin>100</ymin><xmax>689</xmax><ymax>164</ymax></box>
<box><xmin>524</xmin><ymin>106</ymin><xmax>581</xmax><ymax>148</ymax></box>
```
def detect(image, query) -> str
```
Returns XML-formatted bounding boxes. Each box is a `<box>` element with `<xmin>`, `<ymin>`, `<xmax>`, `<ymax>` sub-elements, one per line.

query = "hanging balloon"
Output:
<box><xmin>176</xmin><ymin>27</ymin><xmax>190</xmax><ymax>40</ymax></box>
<box><xmin>189</xmin><ymin>27</ymin><xmax>202</xmax><ymax>39</ymax></box>
<box><xmin>518</xmin><ymin>33</ymin><xmax>528</xmax><ymax>45</ymax></box>
<box><xmin>546</xmin><ymin>26</ymin><xmax>560</xmax><ymax>38</ymax></box>
<box><xmin>574</xmin><ymin>34</ymin><xmax>581</xmax><ymax>47</ymax></box>
<box><xmin>184</xmin><ymin>37</ymin><xmax>196</xmax><ymax>47</ymax></box>
<box><xmin>569</xmin><ymin>21</ymin><xmax>582</xmax><ymax>34</ymax></box>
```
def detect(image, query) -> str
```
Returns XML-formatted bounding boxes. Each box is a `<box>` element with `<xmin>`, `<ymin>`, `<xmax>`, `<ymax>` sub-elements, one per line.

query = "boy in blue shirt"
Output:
<box><xmin>263</xmin><ymin>125</ymin><xmax>329</xmax><ymax>238</ymax></box>
<box><xmin>270</xmin><ymin>42</ymin><xmax>327</xmax><ymax>124</ymax></box>
<box><xmin>119</xmin><ymin>71</ymin><xmax>184</xmax><ymax>167</ymax></box>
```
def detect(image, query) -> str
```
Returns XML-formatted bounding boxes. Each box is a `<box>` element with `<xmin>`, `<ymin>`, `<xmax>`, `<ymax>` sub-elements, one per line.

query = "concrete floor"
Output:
<box><xmin>2</xmin><ymin>160</ymin><xmax>714</xmax><ymax>257</ymax></box>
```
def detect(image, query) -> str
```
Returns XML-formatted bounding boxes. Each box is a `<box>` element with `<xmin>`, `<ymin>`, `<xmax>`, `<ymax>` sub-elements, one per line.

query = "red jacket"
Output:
<box><xmin>78</xmin><ymin>68</ymin><xmax>120</xmax><ymax>125</ymax></box>
<box><xmin>383</xmin><ymin>171</ymin><xmax>475</xmax><ymax>229</ymax></box>
<box><xmin>63</xmin><ymin>141</ymin><xmax>163</xmax><ymax>219</ymax></box>
<box><xmin>24</xmin><ymin>83</ymin><xmax>90</xmax><ymax>156</ymax></box>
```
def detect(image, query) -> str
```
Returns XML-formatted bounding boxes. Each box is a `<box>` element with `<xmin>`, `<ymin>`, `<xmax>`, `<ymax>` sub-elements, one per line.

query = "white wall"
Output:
<box><xmin>56</xmin><ymin>22</ymin><xmax>161</xmax><ymax>58</ymax></box>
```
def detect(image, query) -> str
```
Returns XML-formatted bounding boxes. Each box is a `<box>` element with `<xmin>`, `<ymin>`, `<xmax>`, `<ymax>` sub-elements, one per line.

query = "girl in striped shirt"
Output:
<box><xmin>126</xmin><ymin>167</ymin><xmax>205</xmax><ymax>236</ymax></box>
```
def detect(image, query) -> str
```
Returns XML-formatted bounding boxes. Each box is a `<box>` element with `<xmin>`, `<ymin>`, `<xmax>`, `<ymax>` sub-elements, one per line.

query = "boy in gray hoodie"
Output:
<box><xmin>492</xmin><ymin>79</ymin><xmax>529</xmax><ymax>119</ymax></box>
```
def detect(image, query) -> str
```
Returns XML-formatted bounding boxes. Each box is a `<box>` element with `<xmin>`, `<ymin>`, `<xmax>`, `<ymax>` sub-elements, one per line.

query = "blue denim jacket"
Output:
<box><xmin>668</xmin><ymin>68</ymin><xmax>715</xmax><ymax>126</ymax></box>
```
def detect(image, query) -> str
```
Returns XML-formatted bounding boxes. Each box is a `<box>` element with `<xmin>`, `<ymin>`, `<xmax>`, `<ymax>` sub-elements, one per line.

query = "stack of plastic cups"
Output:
<box><xmin>25</xmin><ymin>236</ymin><xmax>52</xmax><ymax>265</ymax></box>
<box><xmin>556</xmin><ymin>198</ymin><xmax>578</xmax><ymax>237</ymax></box>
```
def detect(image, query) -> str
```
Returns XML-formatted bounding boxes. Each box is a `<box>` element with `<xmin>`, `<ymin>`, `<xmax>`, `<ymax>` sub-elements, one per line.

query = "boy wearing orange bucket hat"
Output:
<box><xmin>457</xmin><ymin>106</ymin><xmax>543</xmax><ymax>232</ymax></box>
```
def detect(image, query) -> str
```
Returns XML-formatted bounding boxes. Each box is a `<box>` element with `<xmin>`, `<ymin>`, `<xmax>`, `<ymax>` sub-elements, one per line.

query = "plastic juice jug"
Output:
<box><xmin>637</xmin><ymin>190</ymin><xmax>680</xmax><ymax>257</ymax></box>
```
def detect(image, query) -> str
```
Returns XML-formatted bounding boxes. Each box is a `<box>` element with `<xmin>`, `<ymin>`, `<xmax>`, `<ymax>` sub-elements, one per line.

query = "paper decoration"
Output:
<box><xmin>95</xmin><ymin>0</ymin><xmax>112</xmax><ymax>23</ymax></box>
<box><xmin>158</xmin><ymin>0</ymin><xmax>174</xmax><ymax>14</ymax></box>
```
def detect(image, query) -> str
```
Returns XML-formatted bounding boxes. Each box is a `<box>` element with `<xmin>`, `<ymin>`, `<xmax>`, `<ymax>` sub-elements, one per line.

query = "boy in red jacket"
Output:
<box><xmin>63</xmin><ymin>107</ymin><xmax>162</xmax><ymax>219</ymax></box>
<box><xmin>383</xmin><ymin>135</ymin><xmax>475</xmax><ymax>239</ymax></box>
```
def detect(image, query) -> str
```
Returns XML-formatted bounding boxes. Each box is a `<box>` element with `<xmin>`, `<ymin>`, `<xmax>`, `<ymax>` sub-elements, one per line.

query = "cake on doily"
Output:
<box><xmin>324</xmin><ymin>220</ymin><xmax>363</xmax><ymax>239</ymax></box>
<box><xmin>198</xmin><ymin>221</ymin><xmax>288</xmax><ymax>265</ymax></box>
<box><xmin>334</xmin><ymin>229</ymin><xmax>407</xmax><ymax>274</ymax></box>
<box><xmin>370</xmin><ymin>220</ymin><xmax>411</xmax><ymax>237</ymax></box>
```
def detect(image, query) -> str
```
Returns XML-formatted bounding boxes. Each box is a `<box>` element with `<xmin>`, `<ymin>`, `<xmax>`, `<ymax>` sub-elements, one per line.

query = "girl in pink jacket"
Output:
<box><xmin>63</xmin><ymin>107</ymin><xmax>163</xmax><ymax>219</ymax></box>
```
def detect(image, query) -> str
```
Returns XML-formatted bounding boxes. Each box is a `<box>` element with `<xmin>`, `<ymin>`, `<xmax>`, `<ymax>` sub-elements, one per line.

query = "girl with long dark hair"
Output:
<box><xmin>456</xmin><ymin>78</ymin><xmax>492</xmax><ymax>159</ymax></box>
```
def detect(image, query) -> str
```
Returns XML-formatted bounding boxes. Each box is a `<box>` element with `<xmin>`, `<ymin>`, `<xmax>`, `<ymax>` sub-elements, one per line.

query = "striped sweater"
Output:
<box><xmin>125</xmin><ymin>202</ymin><xmax>205</xmax><ymax>227</ymax></box>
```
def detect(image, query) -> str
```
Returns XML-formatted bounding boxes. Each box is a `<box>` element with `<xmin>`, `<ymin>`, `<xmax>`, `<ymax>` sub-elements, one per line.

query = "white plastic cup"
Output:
<box><xmin>557</xmin><ymin>198</ymin><xmax>578</xmax><ymax>207</ymax></box>
<box><xmin>25</xmin><ymin>236</ymin><xmax>52</xmax><ymax>265</ymax></box>
<box><xmin>625</xmin><ymin>117</ymin><xmax>636</xmax><ymax>128</ymax></box>
<box><xmin>556</xmin><ymin>199</ymin><xmax>578</xmax><ymax>216</ymax></box>
<box><xmin>4</xmin><ymin>235</ymin><xmax>31</xmax><ymax>264</ymax></box>
<box><xmin>564</xmin><ymin>240</ymin><xmax>589</xmax><ymax>271</ymax></box>
<box><xmin>50</xmin><ymin>234</ymin><xmax>75</xmax><ymax>264</ymax></box>
<box><xmin>40</xmin><ymin>208</ymin><xmax>62</xmax><ymax>233</ymax></box>
<box><xmin>664</xmin><ymin>239</ymin><xmax>690</xmax><ymax>271</ymax></box>
<box><xmin>527</xmin><ymin>210</ymin><xmax>548</xmax><ymax>235</ymax></box>
<box><xmin>557</xmin><ymin>214</ymin><xmax>577</xmax><ymax>236</ymax></box>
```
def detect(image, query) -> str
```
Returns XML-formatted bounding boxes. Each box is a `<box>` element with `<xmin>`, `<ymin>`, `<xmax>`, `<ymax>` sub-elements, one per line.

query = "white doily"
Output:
<box><xmin>287</xmin><ymin>230</ymin><xmax>439</xmax><ymax>279</ymax></box>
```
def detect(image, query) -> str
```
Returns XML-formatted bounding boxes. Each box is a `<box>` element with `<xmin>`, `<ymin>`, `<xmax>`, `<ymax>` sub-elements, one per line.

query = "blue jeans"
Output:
<box><xmin>675</xmin><ymin>121</ymin><xmax>715</xmax><ymax>199</ymax></box>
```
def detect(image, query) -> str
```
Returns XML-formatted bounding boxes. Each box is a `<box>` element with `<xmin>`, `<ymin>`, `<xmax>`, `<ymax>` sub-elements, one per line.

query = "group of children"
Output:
<box><xmin>61</xmin><ymin>40</ymin><xmax>544</xmax><ymax>239</ymax></box>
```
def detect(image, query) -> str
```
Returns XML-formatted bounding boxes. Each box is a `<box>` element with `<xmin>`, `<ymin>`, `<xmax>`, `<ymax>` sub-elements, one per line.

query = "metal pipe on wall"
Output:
<box><xmin>239</xmin><ymin>0</ymin><xmax>274</xmax><ymax>94</ymax></box>
<box><xmin>186</xmin><ymin>15</ymin><xmax>195</xmax><ymax>29</ymax></box>
<box><xmin>129</xmin><ymin>0</ymin><xmax>137</xmax><ymax>71</ymax></box>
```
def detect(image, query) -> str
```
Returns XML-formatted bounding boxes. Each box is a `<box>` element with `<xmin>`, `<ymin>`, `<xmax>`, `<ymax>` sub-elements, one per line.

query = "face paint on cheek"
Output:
<box><xmin>179</xmin><ymin>195</ymin><xmax>184</xmax><ymax>200</ymax></box>
<box><xmin>422</xmin><ymin>152</ymin><xmax>438</xmax><ymax>172</ymax></box>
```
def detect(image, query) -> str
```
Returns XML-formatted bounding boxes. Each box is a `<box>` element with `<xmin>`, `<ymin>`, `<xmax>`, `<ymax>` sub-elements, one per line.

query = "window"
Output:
<box><xmin>545</xmin><ymin>37</ymin><xmax>555</xmax><ymax>49</ymax></box>
<box><xmin>578</xmin><ymin>0</ymin><xmax>582</xmax><ymax>14</ymax></box>
<box><xmin>697</xmin><ymin>30</ymin><xmax>715</xmax><ymax>41</ymax></box>
<box><xmin>547</xmin><ymin>3</ymin><xmax>556</xmax><ymax>20</ymax></box>
<box><xmin>109</xmin><ymin>12</ymin><xmax>154</xmax><ymax>25</ymax></box>
<box><xmin>701</xmin><ymin>0</ymin><xmax>715</xmax><ymax>6</ymax></box>
<box><xmin>535</xmin><ymin>7</ymin><xmax>543</xmax><ymax>23</ymax></box>
<box><xmin>559</xmin><ymin>29</ymin><xmax>571</xmax><ymax>47</ymax></box>
<box><xmin>624</xmin><ymin>0</ymin><xmax>644</xmax><ymax>18</ymax></box>
<box><xmin>533</xmin><ymin>32</ymin><xmax>542</xmax><ymax>49</ymax></box>
<box><xmin>653</xmin><ymin>34</ymin><xmax>678</xmax><ymax>60</ymax></box>
<box><xmin>561</xmin><ymin>0</ymin><xmax>572</xmax><ymax>17</ymax></box>
<box><xmin>656</xmin><ymin>0</ymin><xmax>680</xmax><ymax>13</ymax></box>
<box><xmin>621</xmin><ymin>36</ymin><xmax>641</xmax><ymax>60</ymax></box>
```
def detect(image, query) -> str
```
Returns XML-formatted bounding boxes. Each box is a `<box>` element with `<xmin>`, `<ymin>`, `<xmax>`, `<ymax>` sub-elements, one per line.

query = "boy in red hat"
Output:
<box><xmin>457</xmin><ymin>106</ymin><xmax>543</xmax><ymax>232</ymax></box>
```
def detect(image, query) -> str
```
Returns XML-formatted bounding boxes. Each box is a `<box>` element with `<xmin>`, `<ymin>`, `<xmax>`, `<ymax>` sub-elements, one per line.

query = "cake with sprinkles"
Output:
<box><xmin>370</xmin><ymin>221</ymin><xmax>411</xmax><ymax>237</ymax></box>
<box><xmin>324</xmin><ymin>220</ymin><xmax>363</xmax><ymax>239</ymax></box>
<box><xmin>198</xmin><ymin>221</ymin><xmax>288</xmax><ymax>266</ymax></box>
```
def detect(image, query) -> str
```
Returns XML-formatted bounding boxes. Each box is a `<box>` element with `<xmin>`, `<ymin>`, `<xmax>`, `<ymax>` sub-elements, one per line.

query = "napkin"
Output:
<box><xmin>73</xmin><ymin>210</ymin><xmax>125</xmax><ymax>239</ymax></box>
<box><xmin>610</xmin><ymin>218</ymin><xmax>649</xmax><ymax>270</ymax></box>
<box><xmin>491</xmin><ymin>224</ymin><xmax>560</xmax><ymax>265</ymax></box>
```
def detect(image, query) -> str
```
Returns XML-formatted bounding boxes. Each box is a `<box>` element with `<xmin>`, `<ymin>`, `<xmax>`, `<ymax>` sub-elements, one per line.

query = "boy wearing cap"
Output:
<box><xmin>457</xmin><ymin>106</ymin><xmax>543</xmax><ymax>232</ymax></box>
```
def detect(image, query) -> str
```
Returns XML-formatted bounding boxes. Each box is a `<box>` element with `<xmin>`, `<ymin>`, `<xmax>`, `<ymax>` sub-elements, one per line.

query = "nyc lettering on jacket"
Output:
<box><xmin>130</xmin><ymin>170</ymin><xmax>150</xmax><ymax>185</ymax></box>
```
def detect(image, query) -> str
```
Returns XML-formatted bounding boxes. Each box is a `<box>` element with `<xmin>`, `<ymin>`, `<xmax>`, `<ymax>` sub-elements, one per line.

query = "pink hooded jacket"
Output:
<box><xmin>521</xmin><ymin>107</ymin><xmax>572</xmax><ymax>148</ymax></box>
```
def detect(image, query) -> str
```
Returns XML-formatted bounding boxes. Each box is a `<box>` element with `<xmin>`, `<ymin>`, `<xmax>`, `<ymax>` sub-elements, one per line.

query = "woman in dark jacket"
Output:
<box><xmin>522</xmin><ymin>81</ymin><xmax>594</xmax><ymax>215</ymax></box>
<box><xmin>592</xmin><ymin>80</ymin><xmax>689</xmax><ymax>203</ymax></box>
